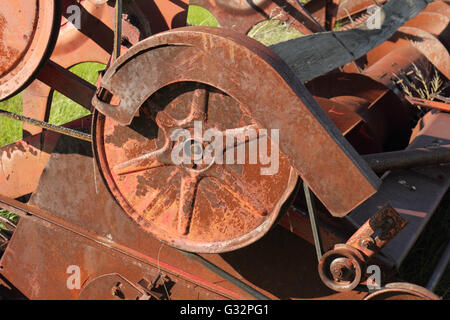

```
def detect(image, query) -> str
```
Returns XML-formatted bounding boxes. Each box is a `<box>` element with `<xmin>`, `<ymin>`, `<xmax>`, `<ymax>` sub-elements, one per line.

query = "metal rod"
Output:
<box><xmin>178</xmin><ymin>250</ymin><xmax>271</xmax><ymax>300</ymax></box>
<box><xmin>303</xmin><ymin>181</ymin><xmax>323</xmax><ymax>262</ymax></box>
<box><xmin>114</xmin><ymin>0</ymin><xmax>123</xmax><ymax>61</ymax></box>
<box><xmin>364</xmin><ymin>145</ymin><xmax>450</xmax><ymax>173</ymax></box>
<box><xmin>405</xmin><ymin>96</ymin><xmax>450</xmax><ymax>113</ymax></box>
<box><xmin>426</xmin><ymin>242</ymin><xmax>450</xmax><ymax>292</ymax></box>
<box><xmin>0</xmin><ymin>110</ymin><xmax>92</xmax><ymax>142</ymax></box>
<box><xmin>296</xmin><ymin>0</ymin><xmax>327</xmax><ymax>32</ymax></box>
<box><xmin>37</xmin><ymin>60</ymin><xmax>97</xmax><ymax>112</ymax></box>
<box><xmin>430</xmin><ymin>94</ymin><xmax>450</xmax><ymax>104</ymax></box>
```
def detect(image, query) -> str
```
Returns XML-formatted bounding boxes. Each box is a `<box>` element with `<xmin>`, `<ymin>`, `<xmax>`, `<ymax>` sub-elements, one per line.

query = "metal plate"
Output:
<box><xmin>0</xmin><ymin>0</ymin><xmax>60</xmax><ymax>100</ymax></box>
<box><xmin>354</xmin><ymin>26</ymin><xmax>450</xmax><ymax>79</ymax></box>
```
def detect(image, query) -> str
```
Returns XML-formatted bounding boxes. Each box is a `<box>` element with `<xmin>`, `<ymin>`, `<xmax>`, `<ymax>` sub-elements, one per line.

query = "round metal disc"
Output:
<box><xmin>364</xmin><ymin>283</ymin><xmax>441</xmax><ymax>300</ymax></box>
<box><xmin>94</xmin><ymin>81</ymin><xmax>298</xmax><ymax>253</ymax></box>
<box><xmin>0</xmin><ymin>0</ymin><xmax>60</xmax><ymax>100</ymax></box>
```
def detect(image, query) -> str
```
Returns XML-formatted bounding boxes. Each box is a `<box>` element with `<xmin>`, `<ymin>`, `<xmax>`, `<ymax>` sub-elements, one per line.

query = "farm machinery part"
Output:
<box><xmin>0</xmin><ymin>0</ymin><xmax>449</xmax><ymax>300</ymax></box>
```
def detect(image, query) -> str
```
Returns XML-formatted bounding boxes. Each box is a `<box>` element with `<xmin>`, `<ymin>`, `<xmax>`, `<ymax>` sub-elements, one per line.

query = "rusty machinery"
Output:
<box><xmin>0</xmin><ymin>0</ymin><xmax>449</xmax><ymax>300</ymax></box>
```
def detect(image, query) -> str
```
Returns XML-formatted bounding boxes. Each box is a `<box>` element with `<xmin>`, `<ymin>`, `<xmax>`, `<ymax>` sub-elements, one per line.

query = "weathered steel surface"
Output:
<box><xmin>270</xmin><ymin>0</ymin><xmax>433</xmax><ymax>83</ymax></box>
<box><xmin>22</xmin><ymin>0</ymin><xmax>141</xmax><ymax>137</ymax></box>
<box><xmin>92</xmin><ymin>26</ymin><xmax>380</xmax><ymax>219</ymax></box>
<box><xmin>190</xmin><ymin>0</ymin><xmax>323</xmax><ymax>34</ymax></box>
<box><xmin>344</xmin><ymin>1</ymin><xmax>450</xmax><ymax>75</ymax></box>
<box><xmin>0</xmin><ymin>211</ymin><xmax>236</xmax><ymax>300</ymax></box>
<box><xmin>20</xmin><ymin>0</ymin><xmax>185</xmax><ymax>137</ymax></box>
<box><xmin>347</xmin><ymin>111</ymin><xmax>450</xmax><ymax>268</ymax></box>
<box><xmin>128</xmin><ymin>0</ymin><xmax>189</xmax><ymax>35</ymax></box>
<box><xmin>0</xmin><ymin>137</ymin><xmax>372</xmax><ymax>299</ymax></box>
<box><xmin>0</xmin><ymin>0</ymin><xmax>448</xmax><ymax>301</ymax></box>
<box><xmin>346</xmin><ymin>204</ymin><xmax>408</xmax><ymax>259</ymax></box>
<box><xmin>360</xmin><ymin>45</ymin><xmax>430</xmax><ymax>88</ymax></box>
<box><xmin>0</xmin><ymin>116</ymin><xmax>91</xmax><ymax>199</ymax></box>
<box><xmin>404</xmin><ymin>11</ymin><xmax>450</xmax><ymax>49</ymax></box>
<box><xmin>0</xmin><ymin>1</ymin><xmax>60</xmax><ymax>100</ymax></box>
<box><xmin>318</xmin><ymin>243</ymin><xmax>365</xmax><ymax>292</ymax></box>
<box><xmin>0</xmin><ymin>132</ymin><xmax>59</xmax><ymax>199</ymax></box>
<box><xmin>0</xmin><ymin>135</ymin><xmax>366</xmax><ymax>299</ymax></box>
<box><xmin>405</xmin><ymin>96</ymin><xmax>450</xmax><ymax>113</ymax></box>
<box><xmin>278</xmin><ymin>205</ymin><xmax>352</xmax><ymax>254</ymax></box>
<box><xmin>423</xmin><ymin>0</ymin><xmax>450</xmax><ymax>16</ymax></box>
<box><xmin>307</xmin><ymin>73</ymin><xmax>410</xmax><ymax>153</ymax></box>
<box><xmin>364</xmin><ymin>145</ymin><xmax>450</xmax><ymax>173</ymax></box>
<box><xmin>356</xmin><ymin>26</ymin><xmax>450</xmax><ymax>79</ymax></box>
<box><xmin>94</xmin><ymin>84</ymin><xmax>298</xmax><ymax>253</ymax></box>
<box><xmin>426</xmin><ymin>242</ymin><xmax>450</xmax><ymax>292</ymax></box>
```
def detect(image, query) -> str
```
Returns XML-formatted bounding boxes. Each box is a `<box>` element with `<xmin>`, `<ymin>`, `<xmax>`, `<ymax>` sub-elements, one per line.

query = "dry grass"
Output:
<box><xmin>394</xmin><ymin>63</ymin><xmax>446</xmax><ymax>102</ymax></box>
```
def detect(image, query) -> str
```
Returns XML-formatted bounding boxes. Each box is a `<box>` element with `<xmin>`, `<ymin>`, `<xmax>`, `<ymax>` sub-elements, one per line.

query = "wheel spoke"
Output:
<box><xmin>177</xmin><ymin>175</ymin><xmax>200</xmax><ymax>235</ymax></box>
<box><xmin>155</xmin><ymin>110</ymin><xmax>179</xmax><ymax>128</ymax></box>
<box><xmin>135</xmin><ymin>175</ymin><xmax>178</xmax><ymax>214</ymax></box>
<box><xmin>221</xmin><ymin>124</ymin><xmax>260</xmax><ymax>154</ymax></box>
<box><xmin>187</xmin><ymin>85</ymin><xmax>209</xmax><ymax>123</ymax></box>
<box><xmin>209</xmin><ymin>165</ymin><xmax>267</xmax><ymax>216</ymax></box>
<box><xmin>113</xmin><ymin>146</ymin><xmax>171</xmax><ymax>176</ymax></box>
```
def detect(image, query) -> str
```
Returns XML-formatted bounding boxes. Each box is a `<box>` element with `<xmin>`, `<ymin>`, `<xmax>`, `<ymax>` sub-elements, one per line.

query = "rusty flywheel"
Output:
<box><xmin>92</xmin><ymin>26</ymin><xmax>380</xmax><ymax>253</ymax></box>
<box><xmin>94</xmin><ymin>82</ymin><xmax>298</xmax><ymax>253</ymax></box>
<box><xmin>0</xmin><ymin>0</ymin><xmax>60</xmax><ymax>100</ymax></box>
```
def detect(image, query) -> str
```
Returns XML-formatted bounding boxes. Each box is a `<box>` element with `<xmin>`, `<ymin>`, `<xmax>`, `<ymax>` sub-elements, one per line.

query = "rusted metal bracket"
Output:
<box><xmin>318</xmin><ymin>204</ymin><xmax>407</xmax><ymax>292</ymax></box>
<box><xmin>346</xmin><ymin>204</ymin><xmax>408</xmax><ymax>259</ymax></box>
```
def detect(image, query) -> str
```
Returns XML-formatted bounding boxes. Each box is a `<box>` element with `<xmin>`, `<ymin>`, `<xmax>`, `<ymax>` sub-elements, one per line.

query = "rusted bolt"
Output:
<box><xmin>330</xmin><ymin>257</ymin><xmax>355</xmax><ymax>282</ymax></box>
<box><xmin>360</xmin><ymin>237</ymin><xmax>375</xmax><ymax>249</ymax></box>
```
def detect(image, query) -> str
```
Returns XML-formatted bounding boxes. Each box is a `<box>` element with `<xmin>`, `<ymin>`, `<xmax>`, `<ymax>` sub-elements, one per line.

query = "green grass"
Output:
<box><xmin>48</xmin><ymin>62</ymin><xmax>105</xmax><ymax>125</ymax></box>
<box><xmin>248</xmin><ymin>20</ymin><xmax>304</xmax><ymax>46</ymax></box>
<box><xmin>0</xmin><ymin>209</ymin><xmax>19</xmax><ymax>231</ymax></box>
<box><xmin>0</xmin><ymin>62</ymin><xmax>105</xmax><ymax>146</ymax></box>
<box><xmin>187</xmin><ymin>3</ymin><xmax>304</xmax><ymax>47</ymax></box>
<box><xmin>0</xmin><ymin>93</ymin><xmax>23</xmax><ymax>147</ymax></box>
<box><xmin>187</xmin><ymin>5</ymin><xmax>219</xmax><ymax>27</ymax></box>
